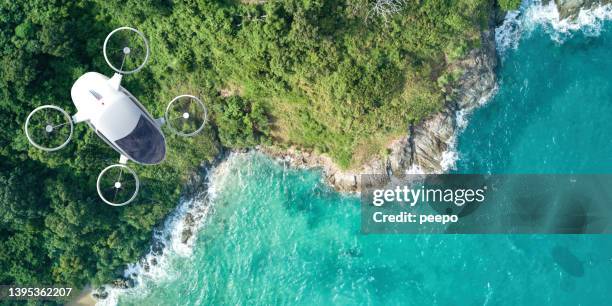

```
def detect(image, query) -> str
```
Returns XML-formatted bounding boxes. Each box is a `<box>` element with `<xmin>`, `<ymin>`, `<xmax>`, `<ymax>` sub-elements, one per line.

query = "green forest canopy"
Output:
<box><xmin>0</xmin><ymin>0</ymin><xmax>508</xmax><ymax>291</ymax></box>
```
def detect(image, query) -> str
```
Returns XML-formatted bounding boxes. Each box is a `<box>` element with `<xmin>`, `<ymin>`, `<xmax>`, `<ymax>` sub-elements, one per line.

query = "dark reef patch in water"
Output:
<box><xmin>551</xmin><ymin>245</ymin><xmax>584</xmax><ymax>277</ymax></box>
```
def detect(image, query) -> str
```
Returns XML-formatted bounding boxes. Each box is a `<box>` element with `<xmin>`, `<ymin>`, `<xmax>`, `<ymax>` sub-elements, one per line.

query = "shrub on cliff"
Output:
<box><xmin>498</xmin><ymin>0</ymin><xmax>521</xmax><ymax>11</ymax></box>
<box><xmin>214</xmin><ymin>96</ymin><xmax>270</xmax><ymax>148</ymax></box>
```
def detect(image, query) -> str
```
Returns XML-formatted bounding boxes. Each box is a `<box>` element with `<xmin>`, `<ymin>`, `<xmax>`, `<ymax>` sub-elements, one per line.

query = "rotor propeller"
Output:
<box><xmin>103</xmin><ymin>27</ymin><xmax>150</xmax><ymax>75</ymax></box>
<box><xmin>164</xmin><ymin>95</ymin><xmax>208</xmax><ymax>137</ymax></box>
<box><xmin>97</xmin><ymin>164</ymin><xmax>140</xmax><ymax>206</ymax></box>
<box><xmin>24</xmin><ymin>105</ymin><xmax>74</xmax><ymax>151</ymax></box>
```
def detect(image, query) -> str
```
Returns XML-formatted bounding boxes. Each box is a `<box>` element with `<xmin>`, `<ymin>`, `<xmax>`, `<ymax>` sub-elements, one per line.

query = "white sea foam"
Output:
<box><xmin>438</xmin><ymin>117</ymin><xmax>462</xmax><ymax>173</ymax></box>
<box><xmin>496</xmin><ymin>0</ymin><xmax>612</xmax><ymax>55</ymax></box>
<box><xmin>495</xmin><ymin>9</ymin><xmax>523</xmax><ymax>55</ymax></box>
<box><xmin>439</xmin><ymin>83</ymin><xmax>499</xmax><ymax>172</ymax></box>
<box><xmin>96</xmin><ymin>155</ymin><xmax>238</xmax><ymax>306</ymax></box>
<box><xmin>524</xmin><ymin>1</ymin><xmax>612</xmax><ymax>39</ymax></box>
<box><xmin>440</xmin><ymin>149</ymin><xmax>459</xmax><ymax>172</ymax></box>
<box><xmin>455</xmin><ymin>109</ymin><xmax>469</xmax><ymax>129</ymax></box>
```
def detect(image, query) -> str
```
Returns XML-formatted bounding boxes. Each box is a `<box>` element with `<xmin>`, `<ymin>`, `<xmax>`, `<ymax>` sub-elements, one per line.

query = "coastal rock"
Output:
<box><xmin>181</xmin><ymin>228</ymin><xmax>193</xmax><ymax>244</ymax></box>
<box><xmin>112</xmin><ymin>278</ymin><xmax>135</xmax><ymax>289</ymax></box>
<box><xmin>554</xmin><ymin>0</ymin><xmax>612</xmax><ymax>20</ymax></box>
<box><xmin>151</xmin><ymin>240</ymin><xmax>165</xmax><ymax>255</ymax></box>
<box><xmin>386</xmin><ymin>137</ymin><xmax>411</xmax><ymax>177</ymax></box>
<box><xmin>92</xmin><ymin>291</ymin><xmax>109</xmax><ymax>300</ymax></box>
<box><xmin>405</xmin><ymin>109</ymin><xmax>456</xmax><ymax>173</ymax></box>
<box><xmin>332</xmin><ymin>172</ymin><xmax>358</xmax><ymax>190</ymax></box>
<box><xmin>184</xmin><ymin>213</ymin><xmax>195</xmax><ymax>226</ymax></box>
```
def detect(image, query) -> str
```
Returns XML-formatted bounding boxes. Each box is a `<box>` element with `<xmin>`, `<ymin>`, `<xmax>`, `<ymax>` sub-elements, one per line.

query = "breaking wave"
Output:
<box><xmin>496</xmin><ymin>0</ymin><xmax>612</xmax><ymax>54</ymax></box>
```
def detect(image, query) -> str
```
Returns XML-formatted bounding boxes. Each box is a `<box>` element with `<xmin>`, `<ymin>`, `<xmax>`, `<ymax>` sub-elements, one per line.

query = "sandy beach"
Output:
<box><xmin>67</xmin><ymin>286</ymin><xmax>96</xmax><ymax>306</ymax></box>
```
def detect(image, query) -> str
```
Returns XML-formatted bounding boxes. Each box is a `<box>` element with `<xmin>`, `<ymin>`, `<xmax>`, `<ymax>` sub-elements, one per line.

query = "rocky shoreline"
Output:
<box><xmin>554</xmin><ymin>0</ymin><xmax>612</xmax><ymax>19</ymax></box>
<box><xmin>92</xmin><ymin>151</ymin><xmax>229</xmax><ymax>302</ymax></box>
<box><xmin>261</xmin><ymin>9</ymin><xmax>499</xmax><ymax>193</ymax></box>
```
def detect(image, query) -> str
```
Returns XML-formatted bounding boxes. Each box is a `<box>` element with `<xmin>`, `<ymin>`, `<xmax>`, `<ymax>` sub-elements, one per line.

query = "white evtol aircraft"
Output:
<box><xmin>24</xmin><ymin>27</ymin><xmax>208</xmax><ymax>206</ymax></box>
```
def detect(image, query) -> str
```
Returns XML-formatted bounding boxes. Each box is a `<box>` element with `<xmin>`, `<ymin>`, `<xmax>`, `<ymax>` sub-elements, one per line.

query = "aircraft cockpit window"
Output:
<box><xmin>115</xmin><ymin>116</ymin><xmax>165</xmax><ymax>164</ymax></box>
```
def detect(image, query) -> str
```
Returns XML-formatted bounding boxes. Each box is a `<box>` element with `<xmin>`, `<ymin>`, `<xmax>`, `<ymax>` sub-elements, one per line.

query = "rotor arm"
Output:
<box><xmin>119</xmin><ymin>155</ymin><xmax>129</xmax><ymax>164</ymax></box>
<box><xmin>108</xmin><ymin>73</ymin><xmax>123</xmax><ymax>90</ymax></box>
<box><xmin>71</xmin><ymin>111</ymin><xmax>88</xmax><ymax>124</ymax></box>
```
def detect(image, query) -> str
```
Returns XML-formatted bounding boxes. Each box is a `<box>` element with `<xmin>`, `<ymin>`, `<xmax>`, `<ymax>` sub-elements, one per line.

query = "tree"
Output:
<box><xmin>498</xmin><ymin>0</ymin><xmax>521</xmax><ymax>11</ymax></box>
<box><xmin>214</xmin><ymin>96</ymin><xmax>270</xmax><ymax>148</ymax></box>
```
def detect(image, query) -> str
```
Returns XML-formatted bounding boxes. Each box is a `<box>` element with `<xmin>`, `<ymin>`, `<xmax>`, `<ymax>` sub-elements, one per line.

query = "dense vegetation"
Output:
<box><xmin>214</xmin><ymin>95</ymin><xmax>270</xmax><ymax>148</ymax></box>
<box><xmin>0</xmin><ymin>0</ymin><xmax>504</xmax><ymax>295</ymax></box>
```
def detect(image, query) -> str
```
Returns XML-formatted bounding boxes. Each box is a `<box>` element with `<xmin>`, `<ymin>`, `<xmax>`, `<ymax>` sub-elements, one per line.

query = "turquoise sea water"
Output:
<box><xmin>456</xmin><ymin>20</ymin><xmax>612</xmax><ymax>174</ymax></box>
<box><xmin>115</xmin><ymin>7</ymin><xmax>612</xmax><ymax>306</ymax></box>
